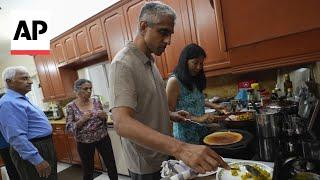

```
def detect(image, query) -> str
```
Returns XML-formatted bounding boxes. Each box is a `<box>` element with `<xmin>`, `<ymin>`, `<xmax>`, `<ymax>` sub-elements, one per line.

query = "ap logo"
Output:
<box><xmin>10</xmin><ymin>11</ymin><xmax>51</xmax><ymax>55</ymax></box>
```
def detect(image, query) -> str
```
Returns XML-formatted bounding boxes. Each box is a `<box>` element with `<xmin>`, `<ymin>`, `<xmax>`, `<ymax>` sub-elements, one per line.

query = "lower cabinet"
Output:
<box><xmin>51</xmin><ymin>124</ymin><xmax>103</xmax><ymax>170</ymax></box>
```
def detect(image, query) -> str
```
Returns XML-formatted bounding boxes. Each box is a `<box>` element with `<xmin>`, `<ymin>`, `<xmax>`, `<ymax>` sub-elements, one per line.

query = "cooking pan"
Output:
<box><xmin>204</xmin><ymin>129</ymin><xmax>254</xmax><ymax>159</ymax></box>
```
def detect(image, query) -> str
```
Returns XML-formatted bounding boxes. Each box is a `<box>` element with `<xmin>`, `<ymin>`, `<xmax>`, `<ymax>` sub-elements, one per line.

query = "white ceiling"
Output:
<box><xmin>0</xmin><ymin>0</ymin><xmax>119</xmax><ymax>65</ymax></box>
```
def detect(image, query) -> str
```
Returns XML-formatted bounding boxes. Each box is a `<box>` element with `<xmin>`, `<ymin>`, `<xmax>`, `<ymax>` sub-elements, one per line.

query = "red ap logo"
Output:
<box><xmin>10</xmin><ymin>11</ymin><xmax>51</xmax><ymax>55</ymax></box>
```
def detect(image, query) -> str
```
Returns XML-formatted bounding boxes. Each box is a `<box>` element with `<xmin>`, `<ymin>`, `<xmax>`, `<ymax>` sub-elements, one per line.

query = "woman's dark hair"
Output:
<box><xmin>74</xmin><ymin>79</ymin><xmax>92</xmax><ymax>92</ymax></box>
<box><xmin>173</xmin><ymin>43</ymin><xmax>207</xmax><ymax>91</ymax></box>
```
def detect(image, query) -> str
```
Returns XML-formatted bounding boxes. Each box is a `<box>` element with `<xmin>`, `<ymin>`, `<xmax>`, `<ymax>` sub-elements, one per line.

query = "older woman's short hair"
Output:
<box><xmin>139</xmin><ymin>1</ymin><xmax>176</xmax><ymax>28</ymax></box>
<box><xmin>74</xmin><ymin>79</ymin><xmax>92</xmax><ymax>92</ymax></box>
<box><xmin>1</xmin><ymin>66</ymin><xmax>28</xmax><ymax>88</ymax></box>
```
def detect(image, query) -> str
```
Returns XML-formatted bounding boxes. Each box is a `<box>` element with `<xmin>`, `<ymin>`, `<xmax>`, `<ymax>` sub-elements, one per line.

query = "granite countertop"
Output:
<box><xmin>49</xmin><ymin>118</ymin><xmax>66</xmax><ymax>124</ymax></box>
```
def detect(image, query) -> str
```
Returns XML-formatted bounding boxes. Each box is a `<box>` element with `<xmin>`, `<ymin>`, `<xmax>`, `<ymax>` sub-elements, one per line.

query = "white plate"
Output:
<box><xmin>216</xmin><ymin>161</ymin><xmax>273</xmax><ymax>180</ymax></box>
<box><xmin>205</xmin><ymin>108</ymin><xmax>216</xmax><ymax>113</ymax></box>
<box><xmin>197</xmin><ymin>170</ymin><xmax>218</xmax><ymax>177</ymax></box>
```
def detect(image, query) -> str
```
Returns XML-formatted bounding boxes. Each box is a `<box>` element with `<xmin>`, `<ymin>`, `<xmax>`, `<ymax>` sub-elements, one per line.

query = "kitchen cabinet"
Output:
<box><xmin>34</xmin><ymin>54</ymin><xmax>69</xmax><ymax>101</ymax></box>
<box><xmin>52</xmin><ymin>124</ymin><xmax>70</xmax><ymax>163</ymax></box>
<box><xmin>188</xmin><ymin>0</ymin><xmax>230</xmax><ymax>76</ymax></box>
<box><xmin>123</xmin><ymin>0</ymin><xmax>167</xmax><ymax>77</ymax></box>
<box><xmin>62</xmin><ymin>33</ymin><xmax>79</xmax><ymax>63</ymax></box>
<box><xmin>230</xmin><ymin>29</ymin><xmax>320</xmax><ymax>73</ymax></box>
<box><xmin>101</xmin><ymin>7</ymin><xmax>128</xmax><ymax>60</ymax></box>
<box><xmin>74</xmin><ymin>27</ymin><xmax>92</xmax><ymax>59</ymax></box>
<box><xmin>67</xmin><ymin>135</ymin><xmax>82</xmax><ymax>164</ymax></box>
<box><xmin>158</xmin><ymin>0</ymin><xmax>192</xmax><ymax>77</ymax></box>
<box><xmin>34</xmin><ymin>55</ymin><xmax>54</xmax><ymax>101</ymax></box>
<box><xmin>87</xmin><ymin>19</ymin><xmax>107</xmax><ymax>54</ymax></box>
<box><xmin>51</xmin><ymin>40</ymin><xmax>66</xmax><ymax>64</ymax></box>
<box><xmin>219</xmin><ymin>0</ymin><xmax>320</xmax><ymax>49</ymax></box>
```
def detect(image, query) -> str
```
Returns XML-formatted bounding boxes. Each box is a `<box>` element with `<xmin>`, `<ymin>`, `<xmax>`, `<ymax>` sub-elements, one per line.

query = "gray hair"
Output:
<box><xmin>2</xmin><ymin>66</ymin><xmax>29</xmax><ymax>88</ymax></box>
<box><xmin>74</xmin><ymin>79</ymin><xmax>92</xmax><ymax>92</ymax></box>
<box><xmin>139</xmin><ymin>1</ymin><xmax>176</xmax><ymax>28</ymax></box>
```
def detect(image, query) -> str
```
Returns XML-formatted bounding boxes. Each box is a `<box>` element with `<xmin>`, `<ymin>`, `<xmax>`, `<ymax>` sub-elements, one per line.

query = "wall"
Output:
<box><xmin>204</xmin><ymin>61</ymin><xmax>320</xmax><ymax>98</ymax></box>
<box><xmin>0</xmin><ymin>55</ymin><xmax>36</xmax><ymax>90</ymax></box>
<box><xmin>204</xmin><ymin>69</ymin><xmax>277</xmax><ymax>98</ymax></box>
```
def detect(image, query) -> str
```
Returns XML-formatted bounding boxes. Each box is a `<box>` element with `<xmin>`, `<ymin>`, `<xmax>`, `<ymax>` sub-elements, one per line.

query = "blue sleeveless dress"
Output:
<box><xmin>172</xmin><ymin>76</ymin><xmax>208</xmax><ymax>144</ymax></box>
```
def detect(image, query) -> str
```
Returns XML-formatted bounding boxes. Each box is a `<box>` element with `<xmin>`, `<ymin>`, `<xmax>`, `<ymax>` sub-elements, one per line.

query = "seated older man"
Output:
<box><xmin>0</xmin><ymin>66</ymin><xmax>57</xmax><ymax>180</ymax></box>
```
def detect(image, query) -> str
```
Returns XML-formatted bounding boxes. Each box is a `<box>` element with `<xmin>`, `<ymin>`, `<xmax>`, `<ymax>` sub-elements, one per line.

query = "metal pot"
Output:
<box><xmin>256</xmin><ymin>111</ymin><xmax>282</xmax><ymax>138</ymax></box>
<box><xmin>258</xmin><ymin>138</ymin><xmax>281</xmax><ymax>161</ymax></box>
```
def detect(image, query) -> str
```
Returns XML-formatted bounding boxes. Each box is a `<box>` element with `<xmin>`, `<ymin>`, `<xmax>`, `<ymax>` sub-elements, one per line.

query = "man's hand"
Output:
<box><xmin>35</xmin><ymin>160</ymin><xmax>51</xmax><ymax>178</ymax></box>
<box><xmin>174</xmin><ymin>143</ymin><xmax>230</xmax><ymax>174</ymax></box>
<box><xmin>170</xmin><ymin>110</ymin><xmax>190</xmax><ymax>122</ymax></box>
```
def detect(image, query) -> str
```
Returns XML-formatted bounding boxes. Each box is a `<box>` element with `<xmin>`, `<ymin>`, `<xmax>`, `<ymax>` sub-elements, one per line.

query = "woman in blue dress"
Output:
<box><xmin>166</xmin><ymin>43</ymin><xmax>225</xmax><ymax>144</ymax></box>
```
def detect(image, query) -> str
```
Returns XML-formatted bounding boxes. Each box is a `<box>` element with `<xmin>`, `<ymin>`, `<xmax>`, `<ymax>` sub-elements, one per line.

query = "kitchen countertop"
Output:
<box><xmin>49</xmin><ymin>118</ymin><xmax>66</xmax><ymax>124</ymax></box>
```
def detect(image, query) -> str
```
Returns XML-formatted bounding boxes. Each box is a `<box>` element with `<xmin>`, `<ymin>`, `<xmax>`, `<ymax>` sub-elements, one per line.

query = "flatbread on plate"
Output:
<box><xmin>203</xmin><ymin>131</ymin><xmax>243</xmax><ymax>145</ymax></box>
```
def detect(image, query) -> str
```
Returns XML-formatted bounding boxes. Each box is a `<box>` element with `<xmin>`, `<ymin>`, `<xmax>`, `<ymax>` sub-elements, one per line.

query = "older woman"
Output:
<box><xmin>66</xmin><ymin>79</ymin><xmax>117</xmax><ymax>180</ymax></box>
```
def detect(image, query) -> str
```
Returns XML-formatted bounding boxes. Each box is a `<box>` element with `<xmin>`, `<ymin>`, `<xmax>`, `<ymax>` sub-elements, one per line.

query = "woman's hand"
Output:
<box><xmin>96</xmin><ymin>110</ymin><xmax>107</xmax><ymax>119</ymax></box>
<box><xmin>82</xmin><ymin>111</ymin><xmax>93</xmax><ymax>121</ymax></box>
<box><xmin>76</xmin><ymin>111</ymin><xmax>92</xmax><ymax>128</ymax></box>
<box><xmin>170</xmin><ymin>110</ymin><xmax>190</xmax><ymax>122</ymax></box>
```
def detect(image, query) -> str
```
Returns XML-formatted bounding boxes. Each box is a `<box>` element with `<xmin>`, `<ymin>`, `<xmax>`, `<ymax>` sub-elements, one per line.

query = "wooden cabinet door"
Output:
<box><xmin>220</xmin><ymin>0</ymin><xmax>320</xmax><ymax>49</ymax></box>
<box><xmin>188</xmin><ymin>0</ymin><xmax>229</xmax><ymax>73</ymax></box>
<box><xmin>123</xmin><ymin>0</ymin><xmax>146</xmax><ymax>41</ymax></box>
<box><xmin>51</xmin><ymin>40</ymin><xmax>66</xmax><ymax>64</ymax></box>
<box><xmin>159</xmin><ymin>0</ymin><xmax>192</xmax><ymax>77</ymax></box>
<box><xmin>87</xmin><ymin>19</ymin><xmax>107</xmax><ymax>54</ymax></box>
<box><xmin>123</xmin><ymin>0</ymin><xmax>167</xmax><ymax>78</ymax></box>
<box><xmin>34</xmin><ymin>55</ymin><xmax>54</xmax><ymax>101</ymax></box>
<box><xmin>94</xmin><ymin>151</ymin><xmax>102</xmax><ymax>170</ymax></box>
<box><xmin>62</xmin><ymin>34</ymin><xmax>79</xmax><ymax>62</ymax></box>
<box><xmin>44</xmin><ymin>54</ymin><xmax>66</xmax><ymax>98</ymax></box>
<box><xmin>52</xmin><ymin>124</ymin><xmax>70</xmax><ymax>163</ymax></box>
<box><xmin>74</xmin><ymin>27</ymin><xmax>92</xmax><ymax>58</ymax></box>
<box><xmin>101</xmin><ymin>7</ymin><xmax>128</xmax><ymax>60</ymax></box>
<box><xmin>67</xmin><ymin>135</ymin><xmax>81</xmax><ymax>164</ymax></box>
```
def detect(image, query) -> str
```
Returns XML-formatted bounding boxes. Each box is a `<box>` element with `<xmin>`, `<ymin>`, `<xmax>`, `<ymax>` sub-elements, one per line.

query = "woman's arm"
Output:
<box><xmin>166</xmin><ymin>77</ymin><xmax>189</xmax><ymax>122</ymax></box>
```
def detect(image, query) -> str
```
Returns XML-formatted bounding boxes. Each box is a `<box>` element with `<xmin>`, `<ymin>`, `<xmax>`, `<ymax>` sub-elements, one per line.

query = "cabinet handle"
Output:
<box><xmin>55</xmin><ymin>127</ymin><xmax>62</xmax><ymax>130</ymax></box>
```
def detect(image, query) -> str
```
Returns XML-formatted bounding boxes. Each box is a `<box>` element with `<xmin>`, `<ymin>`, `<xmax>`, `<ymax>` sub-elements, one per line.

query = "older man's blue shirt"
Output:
<box><xmin>0</xmin><ymin>89</ymin><xmax>52</xmax><ymax>165</ymax></box>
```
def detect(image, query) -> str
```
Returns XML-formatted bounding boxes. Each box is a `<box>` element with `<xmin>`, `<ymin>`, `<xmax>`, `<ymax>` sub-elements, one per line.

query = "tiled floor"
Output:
<box><xmin>1</xmin><ymin>162</ymin><xmax>131</xmax><ymax>180</ymax></box>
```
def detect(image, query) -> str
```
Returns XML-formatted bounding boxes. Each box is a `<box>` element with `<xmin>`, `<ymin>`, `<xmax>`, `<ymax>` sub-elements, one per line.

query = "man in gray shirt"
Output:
<box><xmin>109</xmin><ymin>1</ymin><xmax>229</xmax><ymax>179</ymax></box>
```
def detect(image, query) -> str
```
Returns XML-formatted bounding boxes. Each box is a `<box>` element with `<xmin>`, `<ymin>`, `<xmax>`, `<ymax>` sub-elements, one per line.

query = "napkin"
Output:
<box><xmin>161</xmin><ymin>160</ymin><xmax>198</xmax><ymax>180</ymax></box>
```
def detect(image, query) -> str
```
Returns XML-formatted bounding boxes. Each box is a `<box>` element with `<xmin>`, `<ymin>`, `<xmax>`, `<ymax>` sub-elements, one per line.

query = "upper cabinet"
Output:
<box><xmin>34</xmin><ymin>55</ymin><xmax>54</xmax><ymax>101</ymax></box>
<box><xmin>123</xmin><ymin>0</ymin><xmax>167</xmax><ymax>77</ymax></box>
<box><xmin>187</xmin><ymin>0</ymin><xmax>230</xmax><ymax>76</ymax></box>
<box><xmin>51</xmin><ymin>40</ymin><xmax>66</xmax><ymax>64</ymax></box>
<box><xmin>62</xmin><ymin>33</ymin><xmax>78</xmax><ymax>62</ymax></box>
<box><xmin>86</xmin><ymin>19</ymin><xmax>107</xmax><ymax>54</ymax></box>
<box><xmin>34</xmin><ymin>53</ymin><xmax>78</xmax><ymax>101</ymax></box>
<box><xmin>74</xmin><ymin>27</ymin><xmax>92</xmax><ymax>59</ymax></box>
<box><xmin>123</xmin><ymin>0</ymin><xmax>147</xmax><ymax>40</ymax></box>
<box><xmin>101</xmin><ymin>7</ymin><xmax>128</xmax><ymax>60</ymax></box>
<box><xmin>219</xmin><ymin>0</ymin><xmax>320</xmax><ymax>49</ymax></box>
<box><xmin>158</xmin><ymin>0</ymin><xmax>192</xmax><ymax>77</ymax></box>
<box><xmin>34</xmin><ymin>54</ymin><xmax>65</xmax><ymax>100</ymax></box>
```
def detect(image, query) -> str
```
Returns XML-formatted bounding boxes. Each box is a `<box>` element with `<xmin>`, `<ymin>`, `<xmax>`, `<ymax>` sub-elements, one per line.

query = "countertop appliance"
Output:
<box><xmin>272</xmin><ymin>99</ymin><xmax>320</xmax><ymax>179</ymax></box>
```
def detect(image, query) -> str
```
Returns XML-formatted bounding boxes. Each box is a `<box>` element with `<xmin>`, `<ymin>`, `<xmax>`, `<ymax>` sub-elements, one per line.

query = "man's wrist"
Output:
<box><xmin>170</xmin><ymin>139</ymin><xmax>185</xmax><ymax>159</ymax></box>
